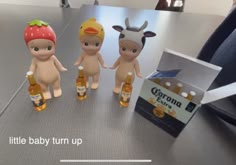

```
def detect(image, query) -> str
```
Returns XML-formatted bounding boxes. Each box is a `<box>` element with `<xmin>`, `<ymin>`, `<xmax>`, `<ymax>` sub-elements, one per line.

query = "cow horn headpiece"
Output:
<box><xmin>112</xmin><ymin>18</ymin><xmax>156</xmax><ymax>48</ymax></box>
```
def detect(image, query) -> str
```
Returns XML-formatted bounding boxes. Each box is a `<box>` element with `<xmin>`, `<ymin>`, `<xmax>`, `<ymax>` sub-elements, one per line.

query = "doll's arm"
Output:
<box><xmin>52</xmin><ymin>55</ymin><xmax>67</xmax><ymax>72</ymax></box>
<box><xmin>29</xmin><ymin>59</ymin><xmax>36</xmax><ymax>73</ymax></box>
<box><xmin>134</xmin><ymin>60</ymin><xmax>142</xmax><ymax>78</ymax></box>
<box><xmin>110</xmin><ymin>57</ymin><xmax>120</xmax><ymax>69</ymax></box>
<box><xmin>74</xmin><ymin>54</ymin><xmax>84</xmax><ymax>66</ymax></box>
<box><xmin>98</xmin><ymin>53</ymin><xmax>107</xmax><ymax>68</ymax></box>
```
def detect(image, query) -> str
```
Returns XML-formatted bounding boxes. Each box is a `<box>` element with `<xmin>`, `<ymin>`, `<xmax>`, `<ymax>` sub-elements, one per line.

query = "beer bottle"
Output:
<box><xmin>163</xmin><ymin>81</ymin><xmax>171</xmax><ymax>89</ymax></box>
<box><xmin>172</xmin><ymin>82</ymin><xmax>183</xmax><ymax>94</ymax></box>
<box><xmin>119</xmin><ymin>72</ymin><xmax>133</xmax><ymax>107</ymax></box>
<box><xmin>76</xmin><ymin>66</ymin><xmax>87</xmax><ymax>100</ymax></box>
<box><xmin>181</xmin><ymin>92</ymin><xmax>188</xmax><ymax>99</ymax></box>
<box><xmin>186</xmin><ymin>91</ymin><xmax>196</xmax><ymax>101</ymax></box>
<box><xmin>154</xmin><ymin>78</ymin><xmax>162</xmax><ymax>84</ymax></box>
<box><xmin>26</xmin><ymin>71</ymin><xmax>46</xmax><ymax>111</ymax></box>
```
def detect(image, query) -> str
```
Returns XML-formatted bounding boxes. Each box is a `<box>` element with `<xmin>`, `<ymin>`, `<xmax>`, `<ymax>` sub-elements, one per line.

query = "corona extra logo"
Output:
<box><xmin>151</xmin><ymin>87</ymin><xmax>182</xmax><ymax>108</ymax></box>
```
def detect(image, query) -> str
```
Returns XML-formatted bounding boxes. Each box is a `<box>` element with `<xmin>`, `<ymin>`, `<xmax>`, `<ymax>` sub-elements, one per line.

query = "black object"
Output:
<box><xmin>198</xmin><ymin>7</ymin><xmax>236</xmax><ymax>126</ymax></box>
<box><xmin>203</xmin><ymin>103</ymin><xmax>236</xmax><ymax>126</ymax></box>
<box><xmin>155</xmin><ymin>0</ymin><xmax>169</xmax><ymax>11</ymax></box>
<box><xmin>60</xmin><ymin>0</ymin><xmax>71</xmax><ymax>8</ymax></box>
<box><xmin>198</xmin><ymin>8</ymin><xmax>236</xmax><ymax>62</ymax></box>
<box><xmin>185</xmin><ymin>102</ymin><xmax>197</xmax><ymax>113</ymax></box>
<box><xmin>155</xmin><ymin>0</ymin><xmax>185</xmax><ymax>12</ymax></box>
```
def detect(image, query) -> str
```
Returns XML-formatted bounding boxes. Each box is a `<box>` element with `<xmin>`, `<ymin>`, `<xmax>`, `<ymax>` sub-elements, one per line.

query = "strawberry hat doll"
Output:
<box><xmin>24</xmin><ymin>19</ymin><xmax>67</xmax><ymax>99</ymax></box>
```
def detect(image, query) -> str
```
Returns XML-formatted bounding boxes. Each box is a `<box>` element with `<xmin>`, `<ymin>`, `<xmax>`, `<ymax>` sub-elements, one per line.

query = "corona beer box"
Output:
<box><xmin>135</xmin><ymin>49</ymin><xmax>236</xmax><ymax>137</ymax></box>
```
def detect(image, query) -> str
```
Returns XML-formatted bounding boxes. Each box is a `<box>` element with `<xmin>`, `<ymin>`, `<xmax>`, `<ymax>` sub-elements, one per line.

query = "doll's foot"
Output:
<box><xmin>113</xmin><ymin>87</ymin><xmax>120</xmax><ymax>94</ymax></box>
<box><xmin>43</xmin><ymin>91</ymin><xmax>52</xmax><ymax>100</ymax></box>
<box><xmin>91</xmin><ymin>82</ymin><xmax>99</xmax><ymax>89</ymax></box>
<box><xmin>54</xmin><ymin>88</ymin><xmax>62</xmax><ymax>97</ymax></box>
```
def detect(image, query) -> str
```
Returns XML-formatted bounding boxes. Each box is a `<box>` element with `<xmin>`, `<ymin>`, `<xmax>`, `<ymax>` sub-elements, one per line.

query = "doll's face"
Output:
<box><xmin>119</xmin><ymin>40</ymin><xmax>142</xmax><ymax>60</ymax></box>
<box><xmin>28</xmin><ymin>39</ymin><xmax>55</xmax><ymax>61</ymax></box>
<box><xmin>80</xmin><ymin>36</ymin><xmax>103</xmax><ymax>55</ymax></box>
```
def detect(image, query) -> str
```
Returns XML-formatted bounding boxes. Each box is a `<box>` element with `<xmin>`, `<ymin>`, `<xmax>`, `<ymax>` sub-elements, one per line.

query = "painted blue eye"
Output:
<box><xmin>34</xmin><ymin>47</ymin><xmax>39</xmax><ymax>51</ymax></box>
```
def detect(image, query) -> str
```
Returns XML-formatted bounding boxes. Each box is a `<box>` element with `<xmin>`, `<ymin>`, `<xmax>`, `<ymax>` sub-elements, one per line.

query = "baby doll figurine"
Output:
<box><xmin>111</xmin><ymin>18</ymin><xmax>156</xmax><ymax>94</ymax></box>
<box><xmin>74</xmin><ymin>18</ymin><xmax>106</xmax><ymax>89</ymax></box>
<box><xmin>24</xmin><ymin>19</ymin><xmax>67</xmax><ymax>99</ymax></box>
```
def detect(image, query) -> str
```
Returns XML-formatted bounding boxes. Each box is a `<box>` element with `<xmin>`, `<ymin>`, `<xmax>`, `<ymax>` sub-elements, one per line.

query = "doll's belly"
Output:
<box><xmin>35</xmin><ymin>65</ymin><xmax>60</xmax><ymax>84</ymax></box>
<box><xmin>82</xmin><ymin>58</ymin><xmax>100</xmax><ymax>76</ymax></box>
<box><xmin>116</xmin><ymin>64</ymin><xmax>135</xmax><ymax>82</ymax></box>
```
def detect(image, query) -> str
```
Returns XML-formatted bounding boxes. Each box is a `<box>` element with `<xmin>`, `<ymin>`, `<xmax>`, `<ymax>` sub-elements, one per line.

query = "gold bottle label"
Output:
<box><xmin>77</xmin><ymin>86</ymin><xmax>86</xmax><ymax>96</ymax></box>
<box><xmin>120</xmin><ymin>91</ymin><xmax>131</xmax><ymax>102</ymax></box>
<box><xmin>30</xmin><ymin>94</ymin><xmax>44</xmax><ymax>107</ymax></box>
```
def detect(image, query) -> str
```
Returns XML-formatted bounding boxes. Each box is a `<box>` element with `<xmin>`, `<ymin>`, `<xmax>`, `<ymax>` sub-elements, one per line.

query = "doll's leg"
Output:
<box><xmin>85</xmin><ymin>75</ymin><xmax>89</xmax><ymax>88</ymax></box>
<box><xmin>52</xmin><ymin>79</ymin><xmax>62</xmax><ymax>97</ymax></box>
<box><xmin>91</xmin><ymin>73</ymin><xmax>99</xmax><ymax>89</ymax></box>
<box><xmin>39</xmin><ymin>82</ymin><xmax>51</xmax><ymax>100</ymax></box>
<box><xmin>113</xmin><ymin>79</ymin><xmax>122</xmax><ymax>94</ymax></box>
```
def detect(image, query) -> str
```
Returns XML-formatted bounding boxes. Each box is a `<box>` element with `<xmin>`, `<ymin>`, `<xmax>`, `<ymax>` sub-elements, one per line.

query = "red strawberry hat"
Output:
<box><xmin>24</xmin><ymin>19</ymin><xmax>56</xmax><ymax>45</ymax></box>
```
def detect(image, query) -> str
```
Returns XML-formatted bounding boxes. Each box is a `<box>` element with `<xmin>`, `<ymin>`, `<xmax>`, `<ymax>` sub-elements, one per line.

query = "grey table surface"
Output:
<box><xmin>0</xmin><ymin>4</ymin><xmax>236</xmax><ymax>165</ymax></box>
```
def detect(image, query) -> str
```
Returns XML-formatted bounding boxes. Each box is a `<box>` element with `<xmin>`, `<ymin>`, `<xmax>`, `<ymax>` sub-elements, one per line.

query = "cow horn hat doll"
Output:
<box><xmin>111</xmin><ymin>18</ymin><xmax>156</xmax><ymax>94</ymax></box>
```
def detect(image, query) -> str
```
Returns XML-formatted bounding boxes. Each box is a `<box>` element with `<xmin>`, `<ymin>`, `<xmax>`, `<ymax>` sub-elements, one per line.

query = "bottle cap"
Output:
<box><xmin>165</xmin><ymin>82</ymin><xmax>171</xmax><ymax>87</ymax></box>
<box><xmin>177</xmin><ymin>82</ymin><xmax>183</xmax><ymax>87</ymax></box>
<box><xmin>78</xmin><ymin>66</ymin><xmax>84</xmax><ymax>70</ymax></box>
<box><xmin>26</xmin><ymin>71</ymin><xmax>33</xmax><ymax>76</ymax></box>
<box><xmin>128</xmin><ymin>72</ymin><xmax>132</xmax><ymax>76</ymax></box>
<box><xmin>181</xmin><ymin>92</ymin><xmax>188</xmax><ymax>98</ymax></box>
<box><xmin>189</xmin><ymin>91</ymin><xmax>196</xmax><ymax>96</ymax></box>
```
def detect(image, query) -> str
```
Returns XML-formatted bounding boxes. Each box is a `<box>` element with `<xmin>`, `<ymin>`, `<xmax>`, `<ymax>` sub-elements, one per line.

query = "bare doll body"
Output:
<box><xmin>24</xmin><ymin>20</ymin><xmax>67</xmax><ymax>100</ymax></box>
<box><xmin>111</xmin><ymin>53</ymin><xmax>142</xmax><ymax>94</ymax></box>
<box><xmin>111</xmin><ymin>18</ymin><xmax>156</xmax><ymax>94</ymax></box>
<box><xmin>74</xmin><ymin>50</ymin><xmax>106</xmax><ymax>89</ymax></box>
<box><xmin>74</xmin><ymin>18</ymin><xmax>106</xmax><ymax>89</ymax></box>
<box><xmin>30</xmin><ymin>54</ymin><xmax>67</xmax><ymax>99</ymax></box>
<box><xmin>111</xmin><ymin>40</ymin><xmax>142</xmax><ymax>94</ymax></box>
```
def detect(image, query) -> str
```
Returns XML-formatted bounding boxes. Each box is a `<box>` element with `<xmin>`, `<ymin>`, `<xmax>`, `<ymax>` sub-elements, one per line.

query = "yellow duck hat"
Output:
<box><xmin>79</xmin><ymin>18</ymin><xmax>104</xmax><ymax>40</ymax></box>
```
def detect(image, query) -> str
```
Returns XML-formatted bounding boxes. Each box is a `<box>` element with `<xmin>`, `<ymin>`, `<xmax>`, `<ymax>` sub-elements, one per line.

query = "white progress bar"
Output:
<box><xmin>60</xmin><ymin>159</ymin><xmax>152</xmax><ymax>163</ymax></box>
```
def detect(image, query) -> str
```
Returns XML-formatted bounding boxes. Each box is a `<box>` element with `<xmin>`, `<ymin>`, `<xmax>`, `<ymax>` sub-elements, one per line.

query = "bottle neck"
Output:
<box><xmin>27</xmin><ymin>75</ymin><xmax>36</xmax><ymax>85</ymax></box>
<box><xmin>125</xmin><ymin>75</ymin><xmax>132</xmax><ymax>84</ymax></box>
<box><xmin>78</xmin><ymin>69</ymin><xmax>84</xmax><ymax>78</ymax></box>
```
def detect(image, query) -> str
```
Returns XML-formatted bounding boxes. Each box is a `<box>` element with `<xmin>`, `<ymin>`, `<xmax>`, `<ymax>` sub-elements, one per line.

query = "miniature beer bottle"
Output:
<box><xmin>163</xmin><ymin>81</ymin><xmax>171</xmax><ymax>89</ymax></box>
<box><xmin>76</xmin><ymin>66</ymin><xmax>87</xmax><ymax>100</ymax></box>
<box><xmin>119</xmin><ymin>72</ymin><xmax>133</xmax><ymax>107</ymax></box>
<box><xmin>154</xmin><ymin>78</ymin><xmax>162</xmax><ymax>84</ymax></box>
<box><xmin>27</xmin><ymin>71</ymin><xmax>46</xmax><ymax>111</ymax></box>
<box><xmin>172</xmin><ymin>82</ymin><xmax>183</xmax><ymax>94</ymax></box>
<box><xmin>186</xmin><ymin>91</ymin><xmax>196</xmax><ymax>101</ymax></box>
<box><xmin>181</xmin><ymin>92</ymin><xmax>188</xmax><ymax>99</ymax></box>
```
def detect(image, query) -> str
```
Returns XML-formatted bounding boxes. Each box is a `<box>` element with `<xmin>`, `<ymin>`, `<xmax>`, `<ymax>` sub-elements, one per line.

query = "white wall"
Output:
<box><xmin>0</xmin><ymin>0</ymin><xmax>59</xmax><ymax>6</ymax></box>
<box><xmin>0</xmin><ymin>0</ymin><xmax>233</xmax><ymax>16</ymax></box>
<box><xmin>184</xmin><ymin>0</ymin><xmax>233</xmax><ymax>16</ymax></box>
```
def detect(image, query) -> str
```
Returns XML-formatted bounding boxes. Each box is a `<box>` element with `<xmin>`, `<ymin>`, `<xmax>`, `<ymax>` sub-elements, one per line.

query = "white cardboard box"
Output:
<box><xmin>135</xmin><ymin>49</ymin><xmax>236</xmax><ymax>137</ymax></box>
